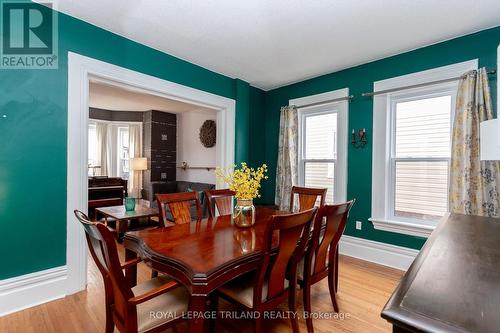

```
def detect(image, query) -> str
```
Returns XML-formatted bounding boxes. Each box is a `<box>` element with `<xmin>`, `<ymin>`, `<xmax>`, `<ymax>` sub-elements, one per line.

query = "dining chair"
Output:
<box><xmin>205</xmin><ymin>189</ymin><xmax>236</xmax><ymax>218</ymax></box>
<box><xmin>212</xmin><ymin>207</ymin><xmax>317</xmax><ymax>333</ymax></box>
<box><xmin>289</xmin><ymin>186</ymin><xmax>327</xmax><ymax>212</ymax></box>
<box><xmin>74</xmin><ymin>210</ymin><xmax>189</xmax><ymax>333</ymax></box>
<box><xmin>298</xmin><ymin>199</ymin><xmax>355</xmax><ymax>333</ymax></box>
<box><xmin>156</xmin><ymin>191</ymin><xmax>202</xmax><ymax>224</ymax></box>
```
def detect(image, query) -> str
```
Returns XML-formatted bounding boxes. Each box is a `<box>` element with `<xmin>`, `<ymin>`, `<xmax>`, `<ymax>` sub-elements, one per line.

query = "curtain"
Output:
<box><xmin>275</xmin><ymin>105</ymin><xmax>298</xmax><ymax>211</ymax></box>
<box><xmin>449</xmin><ymin>68</ymin><xmax>500</xmax><ymax>217</ymax></box>
<box><xmin>129</xmin><ymin>124</ymin><xmax>142</xmax><ymax>197</ymax></box>
<box><xmin>95</xmin><ymin>122</ymin><xmax>109</xmax><ymax>176</ymax></box>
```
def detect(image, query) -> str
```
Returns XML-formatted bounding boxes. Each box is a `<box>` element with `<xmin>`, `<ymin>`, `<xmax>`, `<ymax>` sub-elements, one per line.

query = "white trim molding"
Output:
<box><xmin>67</xmin><ymin>52</ymin><xmax>236</xmax><ymax>295</ymax></box>
<box><xmin>339</xmin><ymin>235</ymin><xmax>419</xmax><ymax>271</ymax></box>
<box><xmin>0</xmin><ymin>266</ymin><xmax>67</xmax><ymax>316</ymax></box>
<box><xmin>370</xmin><ymin>60</ymin><xmax>478</xmax><ymax>238</ymax></box>
<box><xmin>290</xmin><ymin>88</ymin><xmax>349</xmax><ymax>203</ymax></box>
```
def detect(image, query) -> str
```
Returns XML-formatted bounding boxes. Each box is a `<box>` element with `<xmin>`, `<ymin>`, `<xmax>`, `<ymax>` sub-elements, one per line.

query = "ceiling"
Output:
<box><xmin>57</xmin><ymin>0</ymin><xmax>500</xmax><ymax>90</ymax></box>
<box><xmin>89</xmin><ymin>81</ymin><xmax>215</xmax><ymax>114</ymax></box>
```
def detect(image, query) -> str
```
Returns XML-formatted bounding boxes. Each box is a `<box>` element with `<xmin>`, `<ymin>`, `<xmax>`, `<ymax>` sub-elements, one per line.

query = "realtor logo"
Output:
<box><xmin>1</xmin><ymin>0</ymin><xmax>58</xmax><ymax>69</ymax></box>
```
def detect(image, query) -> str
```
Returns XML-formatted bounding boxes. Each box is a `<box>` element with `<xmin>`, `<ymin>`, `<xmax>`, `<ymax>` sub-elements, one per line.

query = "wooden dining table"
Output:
<box><xmin>123</xmin><ymin>207</ymin><xmax>283</xmax><ymax>333</ymax></box>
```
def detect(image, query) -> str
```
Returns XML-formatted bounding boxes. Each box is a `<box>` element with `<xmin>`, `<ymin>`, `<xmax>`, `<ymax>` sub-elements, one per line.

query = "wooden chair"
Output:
<box><xmin>74</xmin><ymin>210</ymin><xmax>189</xmax><ymax>333</ymax></box>
<box><xmin>298</xmin><ymin>200</ymin><xmax>355</xmax><ymax>333</ymax></box>
<box><xmin>289</xmin><ymin>186</ymin><xmax>327</xmax><ymax>212</ymax></box>
<box><xmin>156</xmin><ymin>191</ymin><xmax>202</xmax><ymax>225</ymax></box>
<box><xmin>205</xmin><ymin>189</ymin><xmax>236</xmax><ymax>218</ymax></box>
<box><xmin>212</xmin><ymin>208</ymin><xmax>317</xmax><ymax>333</ymax></box>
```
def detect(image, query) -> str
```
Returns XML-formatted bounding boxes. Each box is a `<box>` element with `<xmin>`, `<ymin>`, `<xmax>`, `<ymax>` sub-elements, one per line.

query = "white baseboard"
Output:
<box><xmin>0</xmin><ymin>266</ymin><xmax>68</xmax><ymax>316</ymax></box>
<box><xmin>339</xmin><ymin>235</ymin><xmax>419</xmax><ymax>271</ymax></box>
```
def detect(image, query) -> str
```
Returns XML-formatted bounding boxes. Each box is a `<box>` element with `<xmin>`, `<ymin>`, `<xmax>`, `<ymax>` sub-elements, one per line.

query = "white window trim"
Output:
<box><xmin>370</xmin><ymin>60</ymin><xmax>478</xmax><ymax>238</ymax></box>
<box><xmin>289</xmin><ymin>88</ymin><xmax>349</xmax><ymax>203</ymax></box>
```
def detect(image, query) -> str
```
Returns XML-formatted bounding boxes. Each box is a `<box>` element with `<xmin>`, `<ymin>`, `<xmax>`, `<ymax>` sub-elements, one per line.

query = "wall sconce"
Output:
<box><xmin>351</xmin><ymin>128</ymin><xmax>367</xmax><ymax>149</ymax></box>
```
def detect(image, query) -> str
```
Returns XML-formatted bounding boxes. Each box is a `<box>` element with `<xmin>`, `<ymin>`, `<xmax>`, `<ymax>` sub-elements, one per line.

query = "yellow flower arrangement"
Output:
<box><xmin>215</xmin><ymin>162</ymin><xmax>268</xmax><ymax>199</ymax></box>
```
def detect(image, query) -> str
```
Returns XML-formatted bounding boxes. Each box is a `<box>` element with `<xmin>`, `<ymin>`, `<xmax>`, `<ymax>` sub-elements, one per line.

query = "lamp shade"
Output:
<box><xmin>480</xmin><ymin>119</ymin><xmax>500</xmax><ymax>161</ymax></box>
<box><xmin>130</xmin><ymin>157</ymin><xmax>148</xmax><ymax>170</ymax></box>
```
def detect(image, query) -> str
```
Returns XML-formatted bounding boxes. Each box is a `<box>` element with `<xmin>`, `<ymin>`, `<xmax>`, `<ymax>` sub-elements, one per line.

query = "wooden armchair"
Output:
<box><xmin>212</xmin><ymin>208</ymin><xmax>317</xmax><ymax>333</ymax></box>
<box><xmin>156</xmin><ymin>191</ymin><xmax>202</xmax><ymax>225</ymax></box>
<box><xmin>205</xmin><ymin>189</ymin><xmax>236</xmax><ymax>218</ymax></box>
<box><xmin>74</xmin><ymin>210</ymin><xmax>188</xmax><ymax>333</ymax></box>
<box><xmin>289</xmin><ymin>186</ymin><xmax>327</xmax><ymax>212</ymax></box>
<box><xmin>298</xmin><ymin>199</ymin><xmax>355</xmax><ymax>333</ymax></box>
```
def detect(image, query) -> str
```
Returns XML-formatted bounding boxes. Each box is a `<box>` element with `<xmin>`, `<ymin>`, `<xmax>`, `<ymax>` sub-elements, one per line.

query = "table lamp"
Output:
<box><xmin>130</xmin><ymin>157</ymin><xmax>148</xmax><ymax>199</ymax></box>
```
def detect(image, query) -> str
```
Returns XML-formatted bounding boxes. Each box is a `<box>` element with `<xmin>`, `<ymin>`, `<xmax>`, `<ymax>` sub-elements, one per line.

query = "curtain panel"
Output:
<box><xmin>275</xmin><ymin>105</ymin><xmax>298</xmax><ymax>211</ymax></box>
<box><xmin>450</xmin><ymin>68</ymin><xmax>500</xmax><ymax>217</ymax></box>
<box><xmin>128</xmin><ymin>124</ymin><xmax>142</xmax><ymax>197</ymax></box>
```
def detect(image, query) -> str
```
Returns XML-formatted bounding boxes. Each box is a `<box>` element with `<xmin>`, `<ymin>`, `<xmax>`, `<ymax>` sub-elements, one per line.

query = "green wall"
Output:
<box><xmin>0</xmin><ymin>3</ymin><xmax>263</xmax><ymax>280</ymax></box>
<box><xmin>260</xmin><ymin>26</ymin><xmax>500</xmax><ymax>250</ymax></box>
<box><xmin>1</xmin><ymin>1</ymin><xmax>498</xmax><ymax>280</ymax></box>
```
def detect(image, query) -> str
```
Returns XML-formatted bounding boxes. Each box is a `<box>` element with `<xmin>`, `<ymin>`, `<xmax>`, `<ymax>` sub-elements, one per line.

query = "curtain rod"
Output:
<box><xmin>362</xmin><ymin>69</ymin><xmax>496</xmax><ymax>97</ymax></box>
<box><xmin>290</xmin><ymin>95</ymin><xmax>354</xmax><ymax>109</ymax></box>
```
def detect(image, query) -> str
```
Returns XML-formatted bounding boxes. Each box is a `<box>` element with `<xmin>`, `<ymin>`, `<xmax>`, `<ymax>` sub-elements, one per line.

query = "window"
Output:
<box><xmin>370</xmin><ymin>60</ymin><xmax>477</xmax><ymax>237</ymax></box>
<box><xmin>390</xmin><ymin>92</ymin><xmax>453</xmax><ymax>222</ymax></box>
<box><xmin>88</xmin><ymin>123</ymin><xmax>98</xmax><ymax>176</ymax></box>
<box><xmin>292</xmin><ymin>88</ymin><xmax>348</xmax><ymax>205</ymax></box>
<box><xmin>301</xmin><ymin>111</ymin><xmax>337</xmax><ymax>204</ymax></box>
<box><xmin>117</xmin><ymin>126</ymin><xmax>130</xmax><ymax>179</ymax></box>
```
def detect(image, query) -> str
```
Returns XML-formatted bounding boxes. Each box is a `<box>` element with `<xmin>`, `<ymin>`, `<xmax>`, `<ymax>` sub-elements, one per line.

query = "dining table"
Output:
<box><xmin>123</xmin><ymin>206</ymin><xmax>284</xmax><ymax>333</ymax></box>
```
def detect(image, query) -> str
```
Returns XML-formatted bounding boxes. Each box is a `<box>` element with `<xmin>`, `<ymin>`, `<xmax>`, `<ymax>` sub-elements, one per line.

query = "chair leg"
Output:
<box><xmin>253</xmin><ymin>315</ymin><xmax>262</xmax><ymax>333</ymax></box>
<box><xmin>288</xmin><ymin>289</ymin><xmax>299</xmax><ymax>333</ymax></box>
<box><xmin>303</xmin><ymin>281</ymin><xmax>314</xmax><ymax>333</ymax></box>
<box><xmin>105</xmin><ymin>304</ymin><xmax>114</xmax><ymax>333</ymax></box>
<box><xmin>328</xmin><ymin>268</ymin><xmax>339</xmax><ymax>313</ymax></box>
<box><xmin>335</xmin><ymin>246</ymin><xmax>339</xmax><ymax>292</ymax></box>
<box><xmin>209</xmin><ymin>293</ymin><xmax>219</xmax><ymax>333</ymax></box>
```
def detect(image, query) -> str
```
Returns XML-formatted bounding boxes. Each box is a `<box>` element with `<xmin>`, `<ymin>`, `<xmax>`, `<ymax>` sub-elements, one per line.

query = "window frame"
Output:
<box><xmin>299</xmin><ymin>107</ymin><xmax>338</xmax><ymax>203</ymax></box>
<box><xmin>290</xmin><ymin>88</ymin><xmax>349</xmax><ymax>204</ymax></box>
<box><xmin>117</xmin><ymin>125</ymin><xmax>130</xmax><ymax>179</ymax></box>
<box><xmin>370</xmin><ymin>60</ymin><xmax>478</xmax><ymax>238</ymax></box>
<box><xmin>387</xmin><ymin>85</ymin><xmax>457</xmax><ymax>226</ymax></box>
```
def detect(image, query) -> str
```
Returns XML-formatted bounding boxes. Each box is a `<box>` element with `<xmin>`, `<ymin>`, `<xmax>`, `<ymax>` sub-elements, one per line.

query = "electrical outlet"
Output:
<box><xmin>356</xmin><ymin>221</ymin><xmax>362</xmax><ymax>230</ymax></box>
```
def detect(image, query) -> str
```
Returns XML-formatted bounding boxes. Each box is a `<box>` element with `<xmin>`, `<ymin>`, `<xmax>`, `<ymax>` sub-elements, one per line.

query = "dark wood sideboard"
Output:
<box><xmin>382</xmin><ymin>213</ymin><xmax>500</xmax><ymax>333</ymax></box>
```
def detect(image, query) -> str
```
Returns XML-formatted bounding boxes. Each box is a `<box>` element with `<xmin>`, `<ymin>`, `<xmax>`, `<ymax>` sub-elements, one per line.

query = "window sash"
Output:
<box><xmin>388</xmin><ymin>157</ymin><xmax>450</xmax><ymax>223</ymax></box>
<box><xmin>298</xmin><ymin>108</ymin><xmax>338</xmax><ymax>203</ymax></box>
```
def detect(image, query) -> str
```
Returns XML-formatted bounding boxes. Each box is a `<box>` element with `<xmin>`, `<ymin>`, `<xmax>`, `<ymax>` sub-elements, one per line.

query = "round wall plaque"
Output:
<box><xmin>199</xmin><ymin>120</ymin><xmax>216</xmax><ymax>148</ymax></box>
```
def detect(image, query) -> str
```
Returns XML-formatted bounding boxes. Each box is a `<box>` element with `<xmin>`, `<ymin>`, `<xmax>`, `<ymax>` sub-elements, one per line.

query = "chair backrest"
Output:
<box><xmin>74</xmin><ymin>210</ymin><xmax>134</xmax><ymax>323</ymax></box>
<box><xmin>290</xmin><ymin>186</ymin><xmax>327</xmax><ymax>212</ymax></box>
<box><xmin>307</xmin><ymin>199</ymin><xmax>355</xmax><ymax>277</ymax></box>
<box><xmin>255</xmin><ymin>208</ymin><xmax>317</xmax><ymax>305</ymax></box>
<box><xmin>205</xmin><ymin>189</ymin><xmax>235</xmax><ymax>218</ymax></box>
<box><xmin>156</xmin><ymin>191</ymin><xmax>202</xmax><ymax>224</ymax></box>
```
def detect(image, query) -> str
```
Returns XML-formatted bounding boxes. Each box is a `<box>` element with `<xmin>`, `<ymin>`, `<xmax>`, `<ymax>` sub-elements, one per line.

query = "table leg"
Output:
<box><xmin>189</xmin><ymin>294</ymin><xmax>209</xmax><ymax>333</ymax></box>
<box><xmin>125</xmin><ymin>248</ymin><xmax>137</xmax><ymax>287</ymax></box>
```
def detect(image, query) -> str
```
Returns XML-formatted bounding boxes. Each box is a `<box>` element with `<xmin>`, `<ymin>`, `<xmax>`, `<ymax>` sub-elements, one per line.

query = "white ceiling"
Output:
<box><xmin>89</xmin><ymin>81</ymin><xmax>215</xmax><ymax>114</ymax></box>
<box><xmin>57</xmin><ymin>0</ymin><xmax>500</xmax><ymax>90</ymax></box>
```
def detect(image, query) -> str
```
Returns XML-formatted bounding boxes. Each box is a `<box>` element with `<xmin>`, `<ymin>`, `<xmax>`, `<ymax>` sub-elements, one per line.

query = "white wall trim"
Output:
<box><xmin>339</xmin><ymin>235</ymin><xmax>419</xmax><ymax>271</ymax></box>
<box><xmin>0</xmin><ymin>266</ymin><xmax>67</xmax><ymax>316</ymax></box>
<box><xmin>371</xmin><ymin>60</ymin><xmax>478</xmax><ymax>238</ymax></box>
<box><xmin>368</xmin><ymin>218</ymin><xmax>434</xmax><ymax>238</ymax></box>
<box><xmin>67</xmin><ymin>52</ymin><xmax>236</xmax><ymax>295</ymax></box>
<box><xmin>290</xmin><ymin>88</ymin><xmax>349</xmax><ymax>203</ymax></box>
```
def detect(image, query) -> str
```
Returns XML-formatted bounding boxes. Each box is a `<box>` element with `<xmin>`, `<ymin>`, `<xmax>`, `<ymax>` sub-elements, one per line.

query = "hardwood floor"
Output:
<box><xmin>0</xmin><ymin>245</ymin><xmax>403</xmax><ymax>333</ymax></box>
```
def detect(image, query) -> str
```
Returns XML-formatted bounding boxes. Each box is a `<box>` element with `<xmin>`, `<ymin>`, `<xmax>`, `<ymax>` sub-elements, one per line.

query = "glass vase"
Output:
<box><xmin>233</xmin><ymin>199</ymin><xmax>255</xmax><ymax>228</ymax></box>
<box><xmin>125</xmin><ymin>197</ymin><xmax>136</xmax><ymax>211</ymax></box>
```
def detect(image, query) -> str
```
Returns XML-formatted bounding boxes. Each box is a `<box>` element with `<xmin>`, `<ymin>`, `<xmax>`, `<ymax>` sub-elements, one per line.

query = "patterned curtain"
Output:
<box><xmin>275</xmin><ymin>106</ymin><xmax>298</xmax><ymax>211</ymax></box>
<box><xmin>449</xmin><ymin>68</ymin><xmax>500</xmax><ymax>217</ymax></box>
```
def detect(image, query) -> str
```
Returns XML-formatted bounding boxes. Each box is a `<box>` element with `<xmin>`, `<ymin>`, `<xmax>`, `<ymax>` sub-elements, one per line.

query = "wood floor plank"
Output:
<box><xmin>0</xmin><ymin>244</ymin><xmax>404</xmax><ymax>332</ymax></box>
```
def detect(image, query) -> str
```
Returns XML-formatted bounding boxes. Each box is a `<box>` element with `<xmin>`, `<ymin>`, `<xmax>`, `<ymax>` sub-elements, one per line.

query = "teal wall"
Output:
<box><xmin>261</xmin><ymin>26</ymin><xmax>500</xmax><ymax>250</ymax></box>
<box><xmin>1</xmin><ymin>1</ymin><xmax>498</xmax><ymax>280</ymax></box>
<box><xmin>0</xmin><ymin>4</ymin><xmax>263</xmax><ymax>280</ymax></box>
